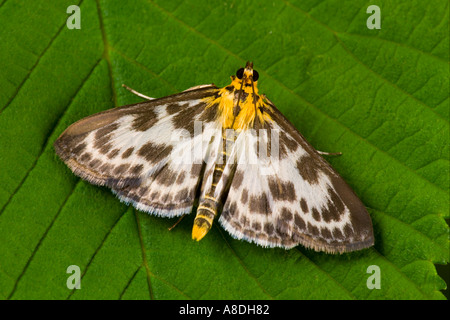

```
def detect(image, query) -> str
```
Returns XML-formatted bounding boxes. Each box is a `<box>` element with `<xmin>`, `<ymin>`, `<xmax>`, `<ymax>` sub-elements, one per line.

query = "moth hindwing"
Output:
<box><xmin>54</xmin><ymin>61</ymin><xmax>374</xmax><ymax>254</ymax></box>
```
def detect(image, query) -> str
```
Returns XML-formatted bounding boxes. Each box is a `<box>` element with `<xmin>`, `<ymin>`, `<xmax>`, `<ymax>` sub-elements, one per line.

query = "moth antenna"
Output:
<box><xmin>317</xmin><ymin>150</ymin><xmax>343</xmax><ymax>156</ymax></box>
<box><xmin>122</xmin><ymin>84</ymin><xmax>154</xmax><ymax>100</ymax></box>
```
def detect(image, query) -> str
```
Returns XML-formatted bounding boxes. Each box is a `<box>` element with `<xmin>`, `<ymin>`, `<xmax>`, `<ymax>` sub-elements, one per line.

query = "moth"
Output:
<box><xmin>54</xmin><ymin>62</ymin><xmax>374</xmax><ymax>253</ymax></box>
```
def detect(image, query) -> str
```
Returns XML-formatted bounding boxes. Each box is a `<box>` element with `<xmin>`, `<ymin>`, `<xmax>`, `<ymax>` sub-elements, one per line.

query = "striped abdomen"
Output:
<box><xmin>192</xmin><ymin>129</ymin><xmax>236</xmax><ymax>241</ymax></box>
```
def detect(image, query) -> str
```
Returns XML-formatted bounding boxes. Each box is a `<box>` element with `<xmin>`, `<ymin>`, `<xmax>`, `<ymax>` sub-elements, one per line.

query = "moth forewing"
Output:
<box><xmin>54</xmin><ymin>86</ymin><xmax>219</xmax><ymax>218</ymax></box>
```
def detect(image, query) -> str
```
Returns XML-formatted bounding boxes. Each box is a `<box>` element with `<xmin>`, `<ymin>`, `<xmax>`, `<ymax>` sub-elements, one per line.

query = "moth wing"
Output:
<box><xmin>54</xmin><ymin>86</ymin><xmax>220</xmax><ymax>217</ymax></box>
<box><xmin>219</xmin><ymin>104</ymin><xmax>374</xmax><ymax>253</ymax></box>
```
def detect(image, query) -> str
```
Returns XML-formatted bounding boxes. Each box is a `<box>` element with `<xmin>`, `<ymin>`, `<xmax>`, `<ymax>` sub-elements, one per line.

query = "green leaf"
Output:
<box><xmin>0</xmin><ymin>0</ymin><xmax>448</xmax><ymax>300</ymax></box>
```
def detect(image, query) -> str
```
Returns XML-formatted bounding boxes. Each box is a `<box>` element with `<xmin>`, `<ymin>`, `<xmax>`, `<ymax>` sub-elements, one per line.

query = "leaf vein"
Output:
<box><xmin>0</xmin><ymin>0</ymin><xmax>84</xmax><ymax>114</ymax></box>
<box><xmin>7</xmin><ymin>181</ymin><xmax>79</xmax><ymax>299</ymax></box>
<box><xmin>66</xmin><ymin>207</ymin><xmax>127</xmax><ymax>299</ymax></box>
<box><xmin>0</xmin><ymin>57</ymin><xmax>101</xmax><ymax>218</ymax></box>
<box><xmin>216</xmin><ymin>226</ymin><xmax>274</xmax><ymax>299</ymax></box>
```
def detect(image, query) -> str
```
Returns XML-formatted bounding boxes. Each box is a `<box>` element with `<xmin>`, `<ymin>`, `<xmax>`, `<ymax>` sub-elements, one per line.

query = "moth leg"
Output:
<box><xmin>168</xmin><ymin>215</ymin><xmax>186</xmax><ymax>231</ymax></box>
<box><xmin>317</xmin><ymin>150</ymin><xmax>342</xmax><ymax>156</ymax></box>
<box><xmin>183</xmin><ymin>84</ymin><xmax>216</xmax><ymax>92</ymax></box>
<box><xmin>122</xmin><ymin>84</ymin><xmax>154</xmax><ymax>100</ymax></box>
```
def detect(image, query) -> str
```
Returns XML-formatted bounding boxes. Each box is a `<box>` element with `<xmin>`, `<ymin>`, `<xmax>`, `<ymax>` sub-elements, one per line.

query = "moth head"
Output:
<box><xmin>235</xmin><ymin>61</ymin><xmax>259</xmax><ymax>83</ymax></box>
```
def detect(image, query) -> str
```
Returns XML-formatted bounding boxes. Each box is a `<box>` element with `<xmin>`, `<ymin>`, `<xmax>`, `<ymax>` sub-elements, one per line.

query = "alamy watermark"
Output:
<box><xmin>366</xmin><ymin>265</ymin><xmax>381</xmax><ymax>289</ymax></box>
<box><xmin>66</xmin><ymin>5</ymin><xmax>81</xmax><ymax>29</ymax></box>
<box><xmin>169</xmin><ymin>121</ymin><xmax>281</xmax><ymax>175</ymax></box>
<box><xmin>367</xmin><ymin>5</ymin><xmax>381</xmax><ymax>29</ymax></box>
<box><xmin>66</xmin><ymin>265</ymin><xmax>81</xmax><ymax>289</ymax></box>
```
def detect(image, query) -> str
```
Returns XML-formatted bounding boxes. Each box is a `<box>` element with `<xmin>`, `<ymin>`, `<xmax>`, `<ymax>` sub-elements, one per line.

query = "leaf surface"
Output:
<box><xmin>0</xmin><ymin>0</ymin><xmax>448</xmax><ymax>299</ymax></box>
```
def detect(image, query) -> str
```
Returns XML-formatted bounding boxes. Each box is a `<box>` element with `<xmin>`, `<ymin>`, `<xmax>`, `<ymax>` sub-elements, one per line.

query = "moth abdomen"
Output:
<box><xmin>192</xmin><ymin>196</ymin><xmax>219</xmax><ymax>241</ymax></box>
